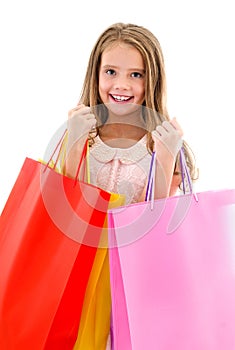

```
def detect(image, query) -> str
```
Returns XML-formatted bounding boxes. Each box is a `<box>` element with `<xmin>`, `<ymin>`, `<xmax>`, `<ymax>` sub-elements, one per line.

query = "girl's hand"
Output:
<box><xmin>68</xmin><ymin>104</ymin><xmax>97</xmax><ymax>144</ymax></box>
<box><xmin>64</xmin><ymin>104</ymin><xmax>97</xmax><ymax>178</ymax></box>
<box><xmin>150</xmin><ymin>118</ymin><xmax>183</xmax><ymax>199</ymax></box>
<box><xmin>151</xmin><ymin>117</ymin><xmax>183</xmax><ymax>161</ymax></box>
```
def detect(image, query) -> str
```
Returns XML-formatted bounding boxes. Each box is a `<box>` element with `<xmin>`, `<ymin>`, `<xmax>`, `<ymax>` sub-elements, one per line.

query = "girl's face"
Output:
<box><xmin>98</xmin><ymin>42</ymin><xmax>146</xmax><ymax>116</ymax></box>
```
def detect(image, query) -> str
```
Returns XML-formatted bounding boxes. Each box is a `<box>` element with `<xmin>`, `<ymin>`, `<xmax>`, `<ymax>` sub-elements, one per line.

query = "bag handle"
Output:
<box><xmin>145</xmin><ymin>147</ymin><xmax>197</xmax><ymax>208</ymax></box>
<box><xmin>44</xmin><ymin>129</ymin><xmax>89</xmax><ymax>185</ymax></box>
<box><xmin>145</xmin><ymin>151</ymin><xmax>156</xmax><ymax>204</ymax></box>
<box><xmin>179</xmin><ymin>148</ymin><xmax>193</xmax><ymax>194</ymax></box>
<box><xmin>43</xmin><ymin>129</ymin><xmax>66</xmax><ymax>170</ymax></box>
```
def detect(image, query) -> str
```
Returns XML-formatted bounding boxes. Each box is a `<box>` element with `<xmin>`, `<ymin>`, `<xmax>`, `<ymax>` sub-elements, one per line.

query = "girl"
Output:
<box><xmin>64</xmin><ymin>22</ymin><xmax>198</xmax><ymax>350</ymax></box>
<box><xmin>64</xmin><ymin>23</ymin><xmax>197</xmax><ymax>203</ymax></box>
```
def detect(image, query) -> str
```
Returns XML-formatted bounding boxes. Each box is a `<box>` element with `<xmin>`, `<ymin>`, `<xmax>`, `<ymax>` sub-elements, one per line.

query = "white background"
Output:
<box><xmin>0</xmin><ymin>0</ymin><xmax>234</xmax><ymax>212</ymax></box>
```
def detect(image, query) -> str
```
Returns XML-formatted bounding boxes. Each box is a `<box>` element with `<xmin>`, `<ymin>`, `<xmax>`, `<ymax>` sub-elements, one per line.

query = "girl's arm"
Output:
<box><xmin>63</xmin><ymin>104</ymin><xmax>96</xmax><ymax>178</ymax></box>
<box><xmin>151</xmin><ymin>118</ymin><xmax>183</xmax><ymax>199</ymax></box>
<box><xmin>169</xmin><ymin>171</ymin><xmax>182</xmax><ymax>197</ymax></box>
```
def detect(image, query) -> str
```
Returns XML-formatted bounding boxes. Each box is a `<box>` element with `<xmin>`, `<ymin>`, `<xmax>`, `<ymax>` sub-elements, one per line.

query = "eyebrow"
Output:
<box><xmin>101</xmin><ymin>64</ymin><xmax>145</xmax><ymax>72</ymax></box>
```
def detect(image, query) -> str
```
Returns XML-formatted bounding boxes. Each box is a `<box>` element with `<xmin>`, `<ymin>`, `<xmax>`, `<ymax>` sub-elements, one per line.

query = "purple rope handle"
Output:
<box><xmin>180</xmin><ymin>148</ymin><xmax>193</xmax><ymax>194</ymax></box>
<box><xmin>145</xmin><ymin>151</ymin><xmax>156</xmax><ymax>201</ymax></box>
<box><xmin>145</xmin><ymin>147</ymin><xmax>196</xmax><ymax>203</ymax></box>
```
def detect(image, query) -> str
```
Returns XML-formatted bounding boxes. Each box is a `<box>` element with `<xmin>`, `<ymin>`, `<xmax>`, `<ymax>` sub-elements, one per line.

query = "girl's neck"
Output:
<box><xmin>102</xmin><ymin>107</ymin><xmax>146</xmax><ymax>135</ymax></box>
<box><xmin>99</xmin><ymin>123</ymin><xmax>147</xmax><ymax>148</ymax></box>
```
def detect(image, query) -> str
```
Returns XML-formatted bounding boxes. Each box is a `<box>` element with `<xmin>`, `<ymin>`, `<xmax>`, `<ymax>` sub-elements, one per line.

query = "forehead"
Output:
<box><xmin>101</xmin><ymin>42</ymin><xmax>144</xmax><ymax>68</ymax></box>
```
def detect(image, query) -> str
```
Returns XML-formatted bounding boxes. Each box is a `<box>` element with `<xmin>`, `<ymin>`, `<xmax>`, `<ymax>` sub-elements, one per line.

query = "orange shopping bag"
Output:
<box><xmin>73</xmin><ymin>192</ymin><xmax>125</xmax><ymax>350</ymax></box>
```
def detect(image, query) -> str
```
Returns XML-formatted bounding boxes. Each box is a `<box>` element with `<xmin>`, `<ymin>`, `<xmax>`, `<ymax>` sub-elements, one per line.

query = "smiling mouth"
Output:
<box><xmin>110</xmin><ymin>94</ymin><xmax>133</xmax><ymax>102</ymax></box>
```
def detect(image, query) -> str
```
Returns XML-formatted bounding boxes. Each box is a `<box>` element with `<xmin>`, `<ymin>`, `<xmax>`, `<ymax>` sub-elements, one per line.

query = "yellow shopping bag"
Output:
<box><xmin>73</xmin><ymin>193</ymin><xmax>125</xmax><ymax>350</ymax></box>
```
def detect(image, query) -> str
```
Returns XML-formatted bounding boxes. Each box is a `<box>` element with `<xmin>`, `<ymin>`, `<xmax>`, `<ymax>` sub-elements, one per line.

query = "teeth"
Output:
<box><xmin>112</xmin><ymin>95</ymin><xmax>130</xmax><ymax>101</ymax></box>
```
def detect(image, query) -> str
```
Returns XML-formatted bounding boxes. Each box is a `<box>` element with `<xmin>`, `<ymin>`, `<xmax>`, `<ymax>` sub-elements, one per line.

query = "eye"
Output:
<box><xmin>106</xmin><ymin>69</ymin><xmax>116</xmax><ymax>76</ymax></box>
<box><xmin>131</xmin><ymin>72</ymin><xmax>143</xmax><ymax>78</ymax></box>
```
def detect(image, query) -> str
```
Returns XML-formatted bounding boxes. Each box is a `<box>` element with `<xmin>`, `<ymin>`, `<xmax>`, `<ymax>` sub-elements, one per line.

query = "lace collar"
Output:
<box><xmin>90</xmin><ymin>135</ymin><xmax>149</xmax><ymax>164</ymax></box>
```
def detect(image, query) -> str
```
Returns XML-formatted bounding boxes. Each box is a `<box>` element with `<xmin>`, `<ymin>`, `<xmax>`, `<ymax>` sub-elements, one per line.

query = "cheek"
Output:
<box><xmin>135</xmin><ymin>78</ymin><xmax>145</xmax><ymax>91</ymax></box>
<box><xmin>98</xmin><ymin>80</ymin><xmax>106</xmax><ymax>101</ymax></box>
<box><xmin>136</xmin><ymin>82</ymin><xmax>145</xmax><ymax>99</ymax></box>
<box><xmin>99</xmin><ymin>75</ymin><xmax>110</xmax><ymax>93</ymax></box>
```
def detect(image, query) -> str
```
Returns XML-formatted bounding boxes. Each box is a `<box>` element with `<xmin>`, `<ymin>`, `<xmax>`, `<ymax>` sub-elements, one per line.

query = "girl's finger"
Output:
<box><xmin>162</xmin><ymin>121</ymin><xmax>175</xmax><ymax>133</ymax></box>
<box><xmin>155</xmin><ymin>125</ymin><xmax>168</xmax><ymax>137</ymax></box>
<box><xmin>68</xmin><ymin>106</ymin><xmax>91</xmax><ymax>118</ymax></box>
<box><xmin>170</xmin><ymin>117</ymin><xmax>184</xmax><ymax>136</ymax></box>
<box><xmin>85</xmin><ymin>114</ymin><xmax>96</xmax><ymax>120</ymax></box>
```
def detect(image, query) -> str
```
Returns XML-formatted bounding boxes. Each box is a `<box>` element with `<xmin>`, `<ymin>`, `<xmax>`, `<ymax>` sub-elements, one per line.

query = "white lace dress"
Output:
<box><xmin>89</xmin><ymin>135</ymin><xmax>152</xmax><ymax>205</ymax></box>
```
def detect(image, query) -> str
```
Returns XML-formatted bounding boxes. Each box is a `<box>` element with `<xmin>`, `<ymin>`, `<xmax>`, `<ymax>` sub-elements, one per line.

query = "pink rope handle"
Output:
<box><xmin>44</xmin><ymin>129</ymin><xmax>88</xmax><ymax>186</ymax></box>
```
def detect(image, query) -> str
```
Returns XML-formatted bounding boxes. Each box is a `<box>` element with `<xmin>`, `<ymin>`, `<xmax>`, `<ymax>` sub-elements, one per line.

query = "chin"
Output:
<box><xmin>105</xmin><ymin>101</ymin><xmax>142</xmax><ymax>117</ymax></box>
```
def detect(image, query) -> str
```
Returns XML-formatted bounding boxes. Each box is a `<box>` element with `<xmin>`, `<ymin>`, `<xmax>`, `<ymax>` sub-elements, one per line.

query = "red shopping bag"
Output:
<box><xmin>0</xmin><ymin>144</ymin><xmax>111</xmax><ymax>349</ymax></box>
<box><xmin>108</xmin><ymin>150</ymin><xmax>235</xmax><ymax>349</ymax></box>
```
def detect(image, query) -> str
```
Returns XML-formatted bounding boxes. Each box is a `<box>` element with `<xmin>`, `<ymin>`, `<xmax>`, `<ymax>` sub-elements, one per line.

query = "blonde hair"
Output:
<box><xmin>79</xmin><ymin>22</ymin><xmax>198</xmax><ymax>182</ymax></box>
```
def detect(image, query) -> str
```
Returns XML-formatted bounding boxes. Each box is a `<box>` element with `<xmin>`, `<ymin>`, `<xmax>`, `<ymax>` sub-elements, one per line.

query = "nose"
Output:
<box><xmin>114</xmin><ymin>74</ymin><xmax>130</xmax><ymax>90</ymax></box>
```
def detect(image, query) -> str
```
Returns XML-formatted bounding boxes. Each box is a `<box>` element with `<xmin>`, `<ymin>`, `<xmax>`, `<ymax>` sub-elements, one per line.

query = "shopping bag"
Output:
<box><xmin>56</xmin><ymin>130</ymin><xmax>126</xmax><ymax>349</ymax></box>
<box><xmin>109</xmin><ymin>189</ymin><xmax>235</xmax><ymax>350</ymax></box>
<box><xmin>73</xmin><ymin>192</ymin><xmax>125</xmax><ymax>350</ymax></box>
<box><xmin>0</xmin><ymin>140</ymin><xmax>111</xmax><ymax>349</ymax></box>
<box><xmin>108</xmin><ymin>150</ymin><xmax>235</xmax><ymax>349</ymax></box>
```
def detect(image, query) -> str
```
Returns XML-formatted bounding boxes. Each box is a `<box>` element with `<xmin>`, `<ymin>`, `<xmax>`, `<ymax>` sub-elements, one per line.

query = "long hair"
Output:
<box><xmin>79</xmin><ymin>22</ymin><xmax>198</xmax><ymax>182</ymax></box>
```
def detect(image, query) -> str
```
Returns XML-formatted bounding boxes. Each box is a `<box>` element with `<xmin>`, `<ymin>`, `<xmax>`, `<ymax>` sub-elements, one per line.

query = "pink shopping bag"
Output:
<box><xmin>108</xmin><ymin>151</ymin><xmax>235</xmax><ymax>350</ymax></box>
